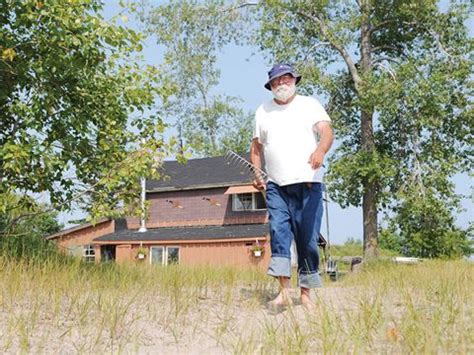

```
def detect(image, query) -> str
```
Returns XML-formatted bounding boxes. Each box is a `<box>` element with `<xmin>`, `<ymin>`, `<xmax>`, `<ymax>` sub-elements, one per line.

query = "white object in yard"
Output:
<box><xmin>393</xmin><ymin>257</ymin><xmax>421</xmax><ymax>264</ymax></box>
<box><xmin>254</xmin><ymin>250</ymin><xmax>262</xmax><ymax>257</ymax></box>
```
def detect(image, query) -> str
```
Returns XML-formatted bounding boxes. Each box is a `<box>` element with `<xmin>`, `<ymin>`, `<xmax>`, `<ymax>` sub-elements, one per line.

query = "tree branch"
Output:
<box><xmin>294</xmin><ymin>9</ymin><xmax>363</xmax><ymax>92</ymax></box>
<box><xmin>368</xmin><ymin>19</ymin><xmax>395</xmax><ymax>35</ymax></box>
<box><xmin>220</xmin><ymin>1</ymin><xmax>258</xmax><ymax>13</ymax></box>
<box><xmin>374</xmin><ymin>62</ymin><xmax>397</xmax><ymax>81</ymax></box>
<box><xmin>369</xmin><ymin>20</ymin><xmax>418</xmax><ymax>36</ymax></box>
<box><xmin>3</xmin><ymin>148</ymin><xmax>153</xmax><ymax>234</ymax></box>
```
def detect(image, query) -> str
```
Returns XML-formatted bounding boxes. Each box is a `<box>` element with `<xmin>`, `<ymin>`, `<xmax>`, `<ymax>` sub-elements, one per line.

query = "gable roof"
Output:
<box><xmin>147</xmin><ymin>153</ymin><xmax>260</xmax><ymax>192</ymax></box>
<box><xmin>93</xmin><ymin>223</ymin><xmax>269</xmax><ymax>243</ymax></box>
<box><xmin>47</xmin><ymin>217</ymin><xmax>110</xmax><ymax>240</ymax></box>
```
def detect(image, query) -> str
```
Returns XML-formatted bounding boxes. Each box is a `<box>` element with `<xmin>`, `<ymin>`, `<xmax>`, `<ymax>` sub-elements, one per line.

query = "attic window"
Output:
<box><xmin>232</xmin><ymin>193</ymin><xmax>266</xmax><ymax>211</ymax></box>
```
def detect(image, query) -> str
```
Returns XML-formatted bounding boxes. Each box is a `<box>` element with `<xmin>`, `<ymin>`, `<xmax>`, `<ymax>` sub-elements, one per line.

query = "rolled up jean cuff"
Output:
<box><xmin>298</xmin><ymin>271</ymin><xmax>323</xmax><ymax>289</ymax></box>
<box><xmin>267</xmin><ymin>256</ymin><xmax>291</xmax><ymax>278</ymax></box>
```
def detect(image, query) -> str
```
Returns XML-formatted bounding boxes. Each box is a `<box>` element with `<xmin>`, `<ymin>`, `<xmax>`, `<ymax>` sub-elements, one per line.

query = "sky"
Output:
<box><xmin>57</xmin><ymin>0</ymin><xmax>472</xmax><ymax>246</ymax></box>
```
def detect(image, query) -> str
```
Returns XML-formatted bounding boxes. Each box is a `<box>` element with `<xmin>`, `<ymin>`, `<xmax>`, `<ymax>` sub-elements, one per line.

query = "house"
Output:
<box><xmin>47</xmin><ymin>154</ymin><xmax>271</xmax><ymax>267</ymax></box>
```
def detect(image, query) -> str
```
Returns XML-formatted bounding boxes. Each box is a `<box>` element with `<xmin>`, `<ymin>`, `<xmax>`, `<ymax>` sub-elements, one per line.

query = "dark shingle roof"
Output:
<box><xmin>94</xmin><ymin>223</ymin><xmax>269</xmax><ymax>242</ymax></box>
<box><xmin>147</xmin><ymin>153</ymin><xmax>258</xmax><ymax>192</ymax></box>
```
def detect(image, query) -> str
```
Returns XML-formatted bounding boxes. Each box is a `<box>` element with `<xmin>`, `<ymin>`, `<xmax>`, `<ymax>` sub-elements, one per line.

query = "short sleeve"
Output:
<box><xmin>312</xmin><ymin>98</ymin><xmax>331</xmax><ymax>124</ymax></box>
<box><xmin>253</xmin><ymin>110</ymin><xmax>261</xmax><ymax>142</ymax></box>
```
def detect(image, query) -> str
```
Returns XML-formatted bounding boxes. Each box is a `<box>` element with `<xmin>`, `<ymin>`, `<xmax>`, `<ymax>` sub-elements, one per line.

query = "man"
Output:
<box><xmin>250</xmin><ymin>63</ymin><xmax>334</xmax><ymax>309</ymax></box>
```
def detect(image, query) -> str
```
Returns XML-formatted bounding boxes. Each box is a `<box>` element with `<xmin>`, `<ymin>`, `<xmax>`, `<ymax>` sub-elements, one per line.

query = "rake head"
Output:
<box><xmin>225</xmin><ymin>150</ymin><xmax>268</xmax><ymax>182</ymax></box>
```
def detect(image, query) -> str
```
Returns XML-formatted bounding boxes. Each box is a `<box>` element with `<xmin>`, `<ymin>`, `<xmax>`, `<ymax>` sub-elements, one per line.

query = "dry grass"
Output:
<box><xmin>0</xmin><ymin>257</ymin><xmax>472</xmax><ymax>353</ymax></box>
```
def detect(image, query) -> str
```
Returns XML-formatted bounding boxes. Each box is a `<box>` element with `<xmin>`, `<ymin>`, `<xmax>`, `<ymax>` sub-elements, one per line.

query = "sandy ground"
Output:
<box><xmin>0</xmin><ymin>284</ymin><xmax>350</xmax><ymax>353</ymax></box>
<box><xmin>1</xmin><ymin>281</ymin><xmax>471</xmax><ymax>354</ymax></box>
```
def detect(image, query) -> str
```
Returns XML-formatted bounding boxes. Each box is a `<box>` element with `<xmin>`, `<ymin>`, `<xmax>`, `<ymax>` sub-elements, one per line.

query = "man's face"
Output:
<box><xmin>269</xmin><ymin>74</ymin><xmax>296</xmax><ymax>89</ymax></box>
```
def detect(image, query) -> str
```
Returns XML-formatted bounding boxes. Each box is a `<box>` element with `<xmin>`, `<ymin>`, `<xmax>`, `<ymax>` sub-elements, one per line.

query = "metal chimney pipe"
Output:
<box><xmin>138</xmin><ymin>176</ymin><xmax>147</xmax><ymax>232</ymax></box>
<box><xmin>138</xmin><ymin>139</ymin><xmax>147</xmax><ymax>233</ymax></box>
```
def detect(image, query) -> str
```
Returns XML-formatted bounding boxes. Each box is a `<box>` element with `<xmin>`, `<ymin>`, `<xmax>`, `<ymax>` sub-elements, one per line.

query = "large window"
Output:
<box><xmin>150</xmin><ymin>246</ymin><xmax>180</xmax><ymax>265</ymax></box>
<box><xmin>232</xmin><ymin>193</ymin><xmax>266</xmax><ymax>211</ymax></box>
<box><xmin>83</xmin><ymin>244</ymin><xmax>95</xmax><ymax>263</ymax></box>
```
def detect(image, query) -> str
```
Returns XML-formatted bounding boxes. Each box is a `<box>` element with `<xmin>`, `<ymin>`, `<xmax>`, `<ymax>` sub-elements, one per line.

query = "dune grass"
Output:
<box><xmin>0</xmin><ymin>255</ymin><xmax>472</xmax><ymax>353</ymax></box>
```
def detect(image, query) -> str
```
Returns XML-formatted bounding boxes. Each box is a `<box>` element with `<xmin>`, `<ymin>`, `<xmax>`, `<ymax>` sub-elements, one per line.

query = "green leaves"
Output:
<box><xmin>380</xmin><ymin>187</ymin><xmax>473</xmax><ymax>258</ymax></box>
<box><xmin>251</xmin><ymin>0</ymin><xmax>473</xmax><ymax>255</ymax></box>
<box><xmin>0</xmin><ymin>0</ymin><xmax>177</xmax><ymax>222</ymax></box>
<box><xmin>138</xmin><ymin>0</ymin><xmax>253</xmax><ymax>157</ymax></box>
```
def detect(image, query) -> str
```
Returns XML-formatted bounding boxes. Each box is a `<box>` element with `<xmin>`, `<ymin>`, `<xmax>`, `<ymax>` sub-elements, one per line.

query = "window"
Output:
<box><xmin>167</xmin><ymin>247</ymin><xmax>179</xmax><ymax>265</ymax></box>
<box><xmin>83</xmin><ymin>244</ymin><xmax>95</xmax><ymax>262</ymax></box>
<box><xmin>150</xmin><ymin>246</ymin><xmax>180</xmax><ymax>265</ymax></box>
<box><xmin>232</xmin><ymin>193</ymin><xmax>266</xmax><ymax>211</ymax></box>
<box><xmin>151</xmin><ymin>246</ymin><xmax>164</xmax><ymax>265</ymax></box>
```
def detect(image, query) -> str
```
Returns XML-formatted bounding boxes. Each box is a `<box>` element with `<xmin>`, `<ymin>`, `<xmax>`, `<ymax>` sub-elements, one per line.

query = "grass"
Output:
<box><xmin>0</xmin><ymin>255</ymin><xmax>472</xmax><ymax>353</ymax></box>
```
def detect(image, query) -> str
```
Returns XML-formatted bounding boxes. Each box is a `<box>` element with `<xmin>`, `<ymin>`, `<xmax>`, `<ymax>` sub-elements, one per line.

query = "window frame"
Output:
<box><xmin>232</xmin><ymin>192</ymin><xmax>267</xmax><ymax>212</ymax></box>
<box><xmin>150</xmin><ymin>246</ymin><xmax>180</xmax><ymax>265</ymax></box>
<box><xmin>83</xmin><ymin>244</ymin><xmax>95</xmax><ymax>263</ymax></box>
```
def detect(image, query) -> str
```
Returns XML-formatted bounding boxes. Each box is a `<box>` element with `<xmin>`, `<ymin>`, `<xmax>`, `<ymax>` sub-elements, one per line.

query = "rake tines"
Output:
<box><xmin>225</xmin><ymin>150</ymin><xmax>268</xmax><ymax>181</ymax></box>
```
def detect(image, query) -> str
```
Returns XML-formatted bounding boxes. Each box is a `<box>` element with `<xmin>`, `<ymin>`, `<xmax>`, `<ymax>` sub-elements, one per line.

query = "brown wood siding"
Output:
<box><xmin>127</xmin><ymin>187</ymin><xmax>267</xmax><ymax>229</ymax></box>
<box><xmin>125</xmin><ymin>239</ymin><xmax>270</xmax><ymax>268</ymax></box>
<box><xmin>55</xmin><ymin>220</ymin><xmax>114</xmax><ymax>250</ymax></box>
<box><xmin>180</xmin><ymin>241</ymin><xmax>270</xmax><ymax>268</ymax></box>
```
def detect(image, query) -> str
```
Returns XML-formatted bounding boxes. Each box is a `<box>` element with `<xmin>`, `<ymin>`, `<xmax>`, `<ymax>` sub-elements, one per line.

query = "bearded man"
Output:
<box><xmin>250</xmin><ymin>63</ymin><xmax>334</xmax><ymax>309</ymax></box>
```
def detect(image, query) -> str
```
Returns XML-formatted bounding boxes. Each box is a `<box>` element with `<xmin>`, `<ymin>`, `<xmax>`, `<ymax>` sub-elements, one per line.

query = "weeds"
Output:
<box><xmin>0</xmin><ymin>256</ymin><xmax>472</xmax><ymax>353</ymax></box>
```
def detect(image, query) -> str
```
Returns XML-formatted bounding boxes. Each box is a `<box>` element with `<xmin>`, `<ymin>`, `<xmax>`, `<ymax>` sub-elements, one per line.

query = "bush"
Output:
<box><xmin>382</xmin><ymin>192</ymin><xmax>473</xmax><ymax>259</ymax></box>
<box><xmin>0</xmin><ymin>193</ymin><xmax>63</xmax><ymax>261</ymax></box>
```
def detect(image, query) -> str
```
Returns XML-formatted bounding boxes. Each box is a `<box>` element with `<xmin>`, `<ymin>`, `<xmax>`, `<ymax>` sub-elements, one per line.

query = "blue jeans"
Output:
<box><xmin>266</xmin><ymin>181</ymin><xmax>323</xmax><ymax>288</ymax></box>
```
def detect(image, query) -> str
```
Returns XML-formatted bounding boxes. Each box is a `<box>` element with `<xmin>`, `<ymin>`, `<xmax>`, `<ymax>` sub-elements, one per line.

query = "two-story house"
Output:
<box><xmin>47</xmin><ymin>154</ymin><xmax>271</xmax><ymax>267</ymax></box>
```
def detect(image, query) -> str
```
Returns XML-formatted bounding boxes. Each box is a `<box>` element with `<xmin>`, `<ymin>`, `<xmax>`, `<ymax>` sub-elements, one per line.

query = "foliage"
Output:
<box><xmin>253</xmin><ymin>0</ymin><xmax>473</xmax><ymax>257</ymax></box>
<box><xmin>137</xmin><ymin>0</ymin><xmax>254</xmax><ymax>157</ymax></box>
<box><xmin>380</xmin><ymin>188</ymin><xmax>473</xmax><ymax>258</ymax></box>
<box><xmin>0</xmin><ymin>193</ymin><xmax>62</xmax><ymax>259</ymax></box>
<box><xmin>136</xmin><ymin>245</ymin><xmax>148</xmax><ymax>259</ymax></box>
<box><xmin>378</xmin><ymin>226</ymin><xmax>404</xmax><ymax>254</ymax></box>
<box><xmin>0</xmin><ymin>0</ymin><xmax>179</xmax><ymax>227</ymax></box>
<box><xmin>249</xmin><ymin>240</ymin><xmax>265</xmax><ymax>254</ymax></box>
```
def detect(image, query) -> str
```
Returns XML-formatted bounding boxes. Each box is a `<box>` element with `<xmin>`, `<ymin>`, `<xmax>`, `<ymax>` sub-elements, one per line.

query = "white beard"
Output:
<box><xmin>272</xmin><ymin>83</ymin><xmax>296</xmax><ymax>102</ymax></box>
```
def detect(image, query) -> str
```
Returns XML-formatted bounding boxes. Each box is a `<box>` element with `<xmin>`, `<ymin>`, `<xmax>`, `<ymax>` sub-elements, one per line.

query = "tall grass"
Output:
<box><xmin>0</xmin><ymin>252</ymin><xmax>472</xmax><ymax>353</ymax></box>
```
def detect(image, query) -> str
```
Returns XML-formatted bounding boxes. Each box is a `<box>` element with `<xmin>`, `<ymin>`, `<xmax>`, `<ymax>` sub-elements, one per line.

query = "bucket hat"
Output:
<box><xmin>264</xmin><ymin>63</ymin><xmax>302</xmax><ymax>90</ymax></box>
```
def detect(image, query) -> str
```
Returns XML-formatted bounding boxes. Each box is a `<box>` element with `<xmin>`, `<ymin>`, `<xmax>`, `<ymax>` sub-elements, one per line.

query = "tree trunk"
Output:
<box><xmin>360</xmin><ymin>1</ymin><xmax>378</xmax><ymax>258</ymax></box>
<box><xmin>362</xmin><ymin>180</ymin><xmax>379</xmax><ymax>258</ymax></box>
<box><xmin>361</xmin><ymin>108</ymin><xmax>378</xmax><ymax>258</ymax></box>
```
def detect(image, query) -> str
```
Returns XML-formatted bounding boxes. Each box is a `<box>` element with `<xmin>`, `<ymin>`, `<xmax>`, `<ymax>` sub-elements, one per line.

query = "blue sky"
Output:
<box><xmin>58</xmin><ymin>1</ymin><xmax>472</xmax><ymax>245</ymax></box>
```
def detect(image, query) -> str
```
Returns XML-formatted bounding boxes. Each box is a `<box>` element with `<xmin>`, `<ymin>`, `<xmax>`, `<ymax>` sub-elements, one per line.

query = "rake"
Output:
<box><xmin>225</xmin><ymin>150</ymin><xmax>268</xmax><ymax>183</ymax></box>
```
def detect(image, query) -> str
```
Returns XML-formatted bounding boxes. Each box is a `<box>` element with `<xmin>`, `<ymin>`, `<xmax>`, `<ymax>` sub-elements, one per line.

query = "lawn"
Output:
<box><xmin>0</xmin><ymin>256</ymin><xmax>472</xmax><ymax>353</ymax></box>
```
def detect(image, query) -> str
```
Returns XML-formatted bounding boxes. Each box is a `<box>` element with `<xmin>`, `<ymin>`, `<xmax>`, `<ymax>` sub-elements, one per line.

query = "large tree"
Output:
<box><xmin>138</xmin><ymin>0</ymin><xmax>254</xmax><ymax>157</ymax></box>
<box><xmin>253</xmin><ymin>0</ymin><xmax>472</xmax><ymax>257</ymax></box>
<box><xmin>0</xmin><ymin>0</ymin><xmax>177</xmax><ymax>232</ymax></box>
<box><xmin>136</xmin><ymin>0</ymin><xmax>473</xmax><ymax>257</ymax></box>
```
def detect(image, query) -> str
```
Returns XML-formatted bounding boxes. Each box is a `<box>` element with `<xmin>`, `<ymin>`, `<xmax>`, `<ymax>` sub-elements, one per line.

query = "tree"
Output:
<box><xmin>136</xmin><ymin>0</ymin><xmax>473</xmax><ymax>258</ymax></box>
<box><xmin>379</xmin><ymin>188</ymin><xmax>473</xmax><ymax>258</ymax></box>
<box><xmin>0</xmin><ymin>193</ymin><xmax>63</xmax><ymax>259</ymax></box>
<box><xmin>137</xmin><ymin>0</ymin><xmax>254</xmax><ymax>157</ymax></box>
<box><xmin>253</xmin><ymin>0</ymin><xmax>473</xmax><ymax>257</ymax></box>
<box><xmin>0</xmin><ymin>0</ymin><xmax>178</xmax><ymax>229</ymax></box>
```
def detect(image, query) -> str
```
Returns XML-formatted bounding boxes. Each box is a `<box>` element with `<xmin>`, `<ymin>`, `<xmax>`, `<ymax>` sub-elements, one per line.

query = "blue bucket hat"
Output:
<box><xmin>264</xmin><ymin>63</ymin><xmax>302</xmax><ymax>90</ymax></box>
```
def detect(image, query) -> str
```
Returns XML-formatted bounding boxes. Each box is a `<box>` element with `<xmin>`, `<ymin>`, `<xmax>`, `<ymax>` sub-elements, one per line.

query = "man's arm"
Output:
<box><xmin>309</xmin><ymin>121</ymin><xmax>334</xmax><ymax>169</ymax></box>
<box><xmin>250</xmin><ymin>138</ymin><xmax>266</xmax><ymax>190</ymax></box>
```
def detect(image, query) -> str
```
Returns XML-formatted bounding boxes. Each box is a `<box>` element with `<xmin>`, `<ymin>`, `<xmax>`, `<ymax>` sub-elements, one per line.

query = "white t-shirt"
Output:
<box><xmin>253</xmin><ymin>95</ymin><xmax>331</xmax><ymax>186</ymax></box>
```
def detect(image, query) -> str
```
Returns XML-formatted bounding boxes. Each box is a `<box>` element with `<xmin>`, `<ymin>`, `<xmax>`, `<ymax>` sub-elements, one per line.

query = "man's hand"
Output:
<box><xmin>308</xmin><ymin>149</ymin><xmax>325</xmax><ymax>170</ymax></box>
<box><xmin>309</xmin><ymin>121</ymin><xmax>333</xmax><ymax>170</ymax></box>
<box><xmin>252</xmin><ymin>174</ymin><xmax>266</xmax><ymax>191</ymax></box>
<box><xmin>250</xmin><ymin>138</ymin><xmax>265</xmax><ymax>190</ymax></box>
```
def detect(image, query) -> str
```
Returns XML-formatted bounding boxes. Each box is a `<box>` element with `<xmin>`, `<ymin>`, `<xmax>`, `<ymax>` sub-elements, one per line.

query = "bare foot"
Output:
<box><xmin>267</xmin><ymin>288</ymin><xmax>294</xmax><ymax>308</ymax></box>
<box><xmin>301</xmin><ymin>288</ymin><xmax>315</xmax><ymax>310</ymax></box>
